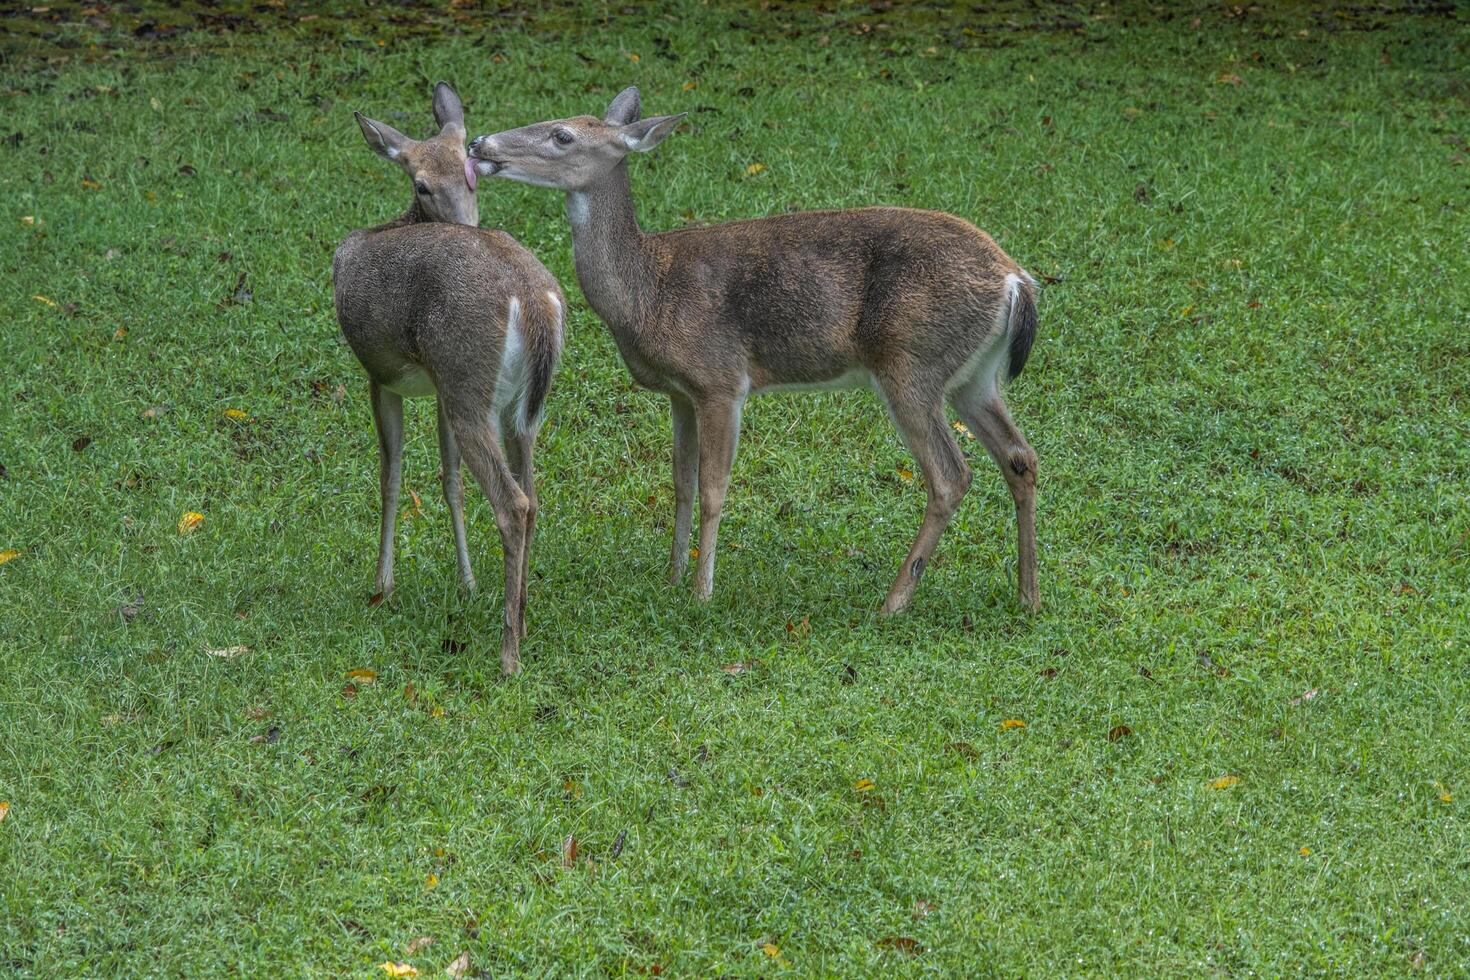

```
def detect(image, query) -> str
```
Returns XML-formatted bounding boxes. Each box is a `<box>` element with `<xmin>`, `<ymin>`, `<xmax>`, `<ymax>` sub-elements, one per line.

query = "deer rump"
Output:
<box><xmin>639</xmin><ymin>207</ymin><xmax>1030</xmax><ymax>396</ymax></box>
<box><xmin>334</xmin><ymin>222</ymin><xmax>562</xmax><ymax>434</ymax></box>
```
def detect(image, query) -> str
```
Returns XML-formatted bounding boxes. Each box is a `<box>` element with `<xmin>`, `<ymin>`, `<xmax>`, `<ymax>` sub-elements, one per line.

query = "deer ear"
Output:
<box><xmin>433</xmin><ymin>81</ymin><xmax>465</xmax><ymax>136</ymax></box>
<box><xmin>619</xmin><ymin>113</ymin><xmax>685</xmax><ymax>153</ymax></box>
<box><xmin>603</xmin><ymin>86</ymin><xmax>641</xmax><ymax>125</ymax></box>
<box><xmin>356</xmin><ymin>112</ymin><xmax>415</xmax><ymax>162</ymax></box>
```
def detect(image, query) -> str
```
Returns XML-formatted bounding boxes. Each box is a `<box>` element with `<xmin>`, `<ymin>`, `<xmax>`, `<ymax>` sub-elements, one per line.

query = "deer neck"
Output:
<box><xmin>371</xmin><ymin>198</ymin><xmax>431</xmax><ymax>233</ymax></box>
<box><xmin>566</xmin><ymin>161</ymin><xmax>656</xmax><ymax>335</ymax></box>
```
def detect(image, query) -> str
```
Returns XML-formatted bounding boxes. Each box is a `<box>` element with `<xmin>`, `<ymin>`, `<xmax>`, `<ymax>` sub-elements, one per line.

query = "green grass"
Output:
<box><xmin>2</xmin><ymin>1</ymin><xmax>1468</xmax><ymax>974</ymax></box>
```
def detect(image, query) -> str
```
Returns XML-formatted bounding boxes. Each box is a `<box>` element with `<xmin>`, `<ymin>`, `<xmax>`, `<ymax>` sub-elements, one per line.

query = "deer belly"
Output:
<box><xmin>753</xmin><ymin>367</ymin><xmax>871</xmax><ymax>396</ymax></box>
<box><xmin>384</xmin><ymin>365</ymin><xmax>437</xmax><ymax>398</ymax></box>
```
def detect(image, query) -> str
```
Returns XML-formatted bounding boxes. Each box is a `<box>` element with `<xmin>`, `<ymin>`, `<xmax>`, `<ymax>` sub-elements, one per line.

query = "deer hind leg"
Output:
<box><xmin>436</xmin><ymin>401</ymin><xmax>476</xmax><ymax>593</ymax></box>
<box><xmin>876</xmin><ymin>384</ymin><xmax>972</xmax><ymax>616</ymax></box>
<box><xmin>504</xmin><ymin>425</ymin><xmax>538</xmax><ymax>639</ymax></box>
<box><xmin>369</xmin><ymin>381</ymin><xmax>405</xmax><ymax>602</ymax></box>
<box><xmin>950</xmin><ymin>380</ymin><xmax>1039</xmax><ymax>611</ymax></box>
<box><xmin>692</xmin><ymin>393</ymin><xmax>744</xmax><ymax>601</ymax></box>
<box><xmin>443</xmin><ymin>402</ymin><xmax>530</xmax><ymax>674</ymax></box>
<box><xmin>668</xmin><ymin>394</ymin><xmax>699</xmax><ymax>583</ymax></box>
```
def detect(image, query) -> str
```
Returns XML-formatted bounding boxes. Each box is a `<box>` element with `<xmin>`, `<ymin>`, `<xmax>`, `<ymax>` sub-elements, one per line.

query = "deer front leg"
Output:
<box><xmin>692</xmin><ymin>394</ymin><xmax>743</xmax><ymax>601</ymax></box>
<box><xmin>369</xmin><ymin>381</ymin><xmax>405</xmax><ymax>602</ymax></box>
<box><xmin>436</xmin><ymin>402</ymin><xmax>477</xmax><ymax>593</ymax></box>
<box><xmin>668</xmin><ymin>394</ymin><xmax>699</xmax><ymax>583</ymax></box>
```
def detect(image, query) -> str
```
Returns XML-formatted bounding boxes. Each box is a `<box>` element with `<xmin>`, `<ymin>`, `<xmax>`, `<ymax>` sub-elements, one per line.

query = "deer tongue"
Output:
<box><xmin>464</xmin><ymin>156</ymin><xmax>478</xmax><ymax>191</ymax></box>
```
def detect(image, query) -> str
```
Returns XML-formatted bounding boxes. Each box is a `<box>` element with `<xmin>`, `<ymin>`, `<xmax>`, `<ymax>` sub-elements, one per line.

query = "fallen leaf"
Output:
<box><xmin>250</xmin><ymin>725</ymin><xmax>281</xmax><ymax>745</ymax></box>
<box><xmin>912</xmin><ymin>899</ymin><xmax>937</xmax><ymax>919</ymax></box>
<box><xmin>1289</xmin><ymin>688</ymin><xmax>1319</xmax><ymax>706</ymax></box>
<box><xmin>81</xmin><ymin>177</ymin><xmax>102</xmax><ymax>190</ymax></box>
<box><xmin>611</xmin><ymin>828</ymin><xmax>627</xmax><ymax>859</ymax></box>
<box><xmin>444</xmin><ymin>951</ymin><xmax>471</xmax><ymax>979</ymax></box>
<box><xmin>1299</xmin><ymin>846</ymin><xmax>1311</xmax><ymax>856</ymax></box>
<box><xmin>1107</xmin><ymin>725</ymin><xmax>1133</xmax><ymax>742</ymax></box>
<box><xmin>223</xmin><ymin>408</ymin><xmax>249</xmax><ymax>420</ymax></box>
<box><xmin>71</xmin><ymin>435</ymin><xmax>92</xmax><ymax>452</ymax></box>
<box><xmin>405</xmin><ymin>936</ymin><xmax>434</xmax><ymax>955</ymax></box>
<box><xmin>245</xmin><ymin>705</ymin><xmax>270</xmax><ymax>720</ymax></box>
<box><xmin>951</xmin><ymin>421</ymin><xmax>973</xmax><ymax>439</ymax></box>
<box><xmin>178</xmin><ymin>511</ymin><xmax>204</xmax><ymax>534</ymax></box>
<box><xmin>561</xmin><ymin>834</ymin><xmax>579</xmax><ymax>868</ymax></box>
<box><xmin>20</xmin><ymin>215</ymin><xmax>35</xmax><ymax>226</ymax></box>
<box><xmin>1217</xmin><ymin>72</ymin><xmax>1243</xmax><ymax>86</ymax></box>
<box><xmin>853</xmin><ymin>778</ymin><xmax>875</xmax><ymax>792</ymax></box>
<box><xmin>744</xmin><ymin>162</ymin><xmax>766</xmax><ymax>177</ymax></box>
<box><xmin>1410</xmin><ymin>949</ymin><xmax>1427</xmax><ymax>970</ymax></box>
<box><xmin>341</xmin><ymin>682</ymin><xmax>358</xmax><ymax>699</ymax></box>
<box><xmin>425</xmin><ymin>873</ymin><xmax>439</xmax><ymax>890</ymax></box>
<box><xmin>1434</xmin><ymin>781</ymin><xmax>1452</xmax><ymax>803</ymax></box>
<box><xmin>0</xmin><ymin>549</ymin><xmax>20</xmax><ymax>566</ymax></box>
<box><xmin>0</xmin><ymin>801</ymin><xmax>9</xmax><ymax>823</ymax></box>
<box><xmin>1000</xmin><ymin>719</ymin><xmax>1027</xmax><ymax>730</ymax></box>
<box><xmin>116</xmin><ymin>592</ymin><xmax>144</xmax><ymax>622</ymax></box>
<box><xmin>379</xmin><ymin>964</ymin><xmax>418</xmax><ymax>978</ymax></box>
<box><xmin>721</xmin><ymin>662</ymin><xmax>748</xmax><ymax>675</ymax></box>
<box><xmin>345</xmin><ymin>668</ymin><xmax>378</xmax><ymax>683</ymax></box>
<box><xmin>205</xmin><ymin>645</ymin><xmax>249</xmax><ymax>658</ymax></box>
<box><xmin>761</xmin><ymin>943</ymin><xmax>780</xmax><ymax>957</ymax></box>
<box><xmin>113</xmin><ymin>327</ymin><xmax>127</xmax><ymax>340</ymax></box>
<box><xmin>877</xmin><ymin>936</ymin><xmax>923</xmax><ymax>956</ymax></box>
<box><xmin>1207</xmin><ymin>775</ymin><xmax>1240</xmax><ymax>791</ymax></box>
<box><xmin>895</xmin><ymin>464</ymin><xmax>914</xmax><ymax>482</ymax></box>
<box><xmin>682</xmin><ymin>80</ymin><xmax>697</xmax><ymax>91</ymax></box>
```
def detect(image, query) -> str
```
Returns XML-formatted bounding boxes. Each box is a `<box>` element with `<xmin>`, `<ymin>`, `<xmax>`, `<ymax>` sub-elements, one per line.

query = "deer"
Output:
<box><xmin>333</xmin><ymin>82</ymin><xmax>565</xmax><ymax>673</ymax></box>
<box><xmin>467</xmin><ymin>87</ymin><xmax>1040</xmax><ymax>616</ymax></box>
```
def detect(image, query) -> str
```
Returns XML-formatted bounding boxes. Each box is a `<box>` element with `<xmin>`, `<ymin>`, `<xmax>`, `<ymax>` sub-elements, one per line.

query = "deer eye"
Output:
<box><xmin>414</xmin><ymin>181</ymin><xmax>430</xmax><ymax>196</ymax></box>
<box><xmin>552</xmin><ymin>129</ymin><xmax>574</xmax><ymax>146</ymax></box>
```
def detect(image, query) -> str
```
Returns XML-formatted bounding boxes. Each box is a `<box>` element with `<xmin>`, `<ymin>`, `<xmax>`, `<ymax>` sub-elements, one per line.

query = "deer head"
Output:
<box><xmin>467</xmin><ymin>86</ymin><xmax>686</xmax><ymax>192</ymax></box>
<box><xmin>356</xmin><ymin>81</ymin><xmax>479</xmax><ymax>226</ymax></box>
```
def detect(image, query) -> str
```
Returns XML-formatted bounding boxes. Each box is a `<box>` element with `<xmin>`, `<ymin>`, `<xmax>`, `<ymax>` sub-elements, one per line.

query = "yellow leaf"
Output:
<box><xmin>1299</xmin><ymin>846</ymin><xmax>1311</xmax><ymax>856</ymax></box>
<box><xmin>853</xmin><ymin>778</ymin><xmax>875</xmax><ymax>792</ymax></box>
<box><xmin>20</xmin><ymin>215</ymin><xmax>35</xmax><ymax>226</ymax></box>
<box><xmin>81</xmin><ymin>177</ymin><xmax>102</xmax><ymax>191</ymax></box>
<box><xmin>0</xmin><ymin>549</ymin><xmax>20</xmax><ymax>566</ymax></box>
<box><xmin>425</xmin><ymin>873</ymin><xmax>439</xmax><ymax>890</ymax></box>
<box><xmin>682</xmin><ymin>80</ymin><xmax>697</xmax><ymax>91</ymax></box>
<box><xmin>430</xmin><ymin>706</ymin><xmax>445</xmax><ymax>718</ymax></box>
<box><xmin>952</xmin><ymin>421</ymin><xmax>973</xmax><ymax>439</ymax></box>
<box><xmin>745</xmin><ymin>162</ymin><xmax>766</xmax><ymax>177</ymax></box>
<box><xmin>345</xmin><ymin>668</ymin><xmax>378</xmax><ymax>683</ymax></box>
<box><xmin>1434</xmin><ymin>781</ymin><xmax>1452</xmax><ymax>803</ymax></box>
<box><xmin>379</xmin><ymin>963</ymin><xmax>417</xmax><ymax>978</ymax></box>
<box><xmin>0</xmin><ymin>801</ymin><xmax>9</xmax><ymax>823</ymax></box>
<box><xmin>895</xmin><ymin>465</ymin><xmax>914</xmax><ymax>482</ymax></box>
<box><xmin>761</xmin><ymin>943</ymin><xmax>780</xmax><ymax>957</ymax></box>
<box><xmin>1207</xmin><ymin>775</ymin><xmax>1240</xmax><ymax>790</ymax></box>
<box><xmin>178</xmin><ymin>511</ymin><xmax>204</xmax><ymax>534</ymax></box>
<box><xmin>223</xmin><ymin>408</ymin><xmax>248</xmax><ymax>420</ymax></box>
<box><xmin>628</xmin><ymin>52</ymin><xmax>640</xmax><ymax>62</ymax></box>
<box><xmin>1000</xmin><ymin>719</ymin><xmax>1027</xmax><ymax>730</ymax></box>
<box><xmin>444</xmin><ymin>951</ymin><xmax>471</xmax><ymax>979</ymax></box>
<box><xmin>690</xmin><ymin>547</ymin><xmax>699</xmax><ymax>559</ymax></box>
<box><xmin>1179</xmin><ymin>304</ymin><xmax>1195</xmax><ymax>318</ymax></box>
<box><xmin>113</xmin><ymin>327</ymin><xmax>127</xmax><ymax>340</ymax></box>
<box><xmin>33</xmin><ymin>294</ymin><xmax>56</xmax><ymax>307</ymax></box>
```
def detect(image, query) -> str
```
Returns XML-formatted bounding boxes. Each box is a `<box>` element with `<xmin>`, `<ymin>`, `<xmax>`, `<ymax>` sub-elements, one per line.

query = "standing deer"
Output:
<box><xmin>334</xmin><ymin>82</ymin><xmax>565</xmax><ymax>673</ymax></box>
<box><xmin>468</xmin><ymin>86</ymin><xmax>1040</xmax><ymax>615</ymax></box>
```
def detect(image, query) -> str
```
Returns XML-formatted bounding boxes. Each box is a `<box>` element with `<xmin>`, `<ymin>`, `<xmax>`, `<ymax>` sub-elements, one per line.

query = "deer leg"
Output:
<box><xmin>668</xmin><ymin>393</ymin><xmax>699</xmax><ymax>583</ymax></box>
<box><xmin>436</xmin><ymin>401</ymin><xmax>476</xmax><ymax>593</ymax></box>
<box><xmin>878</xmin><ymin>389</ymin><xmax>972</xmax><ymax>616</ymax></box>
<box><xmin>692</xmin><ymin>394</ymin><xmax>744</xmax><ymax>601</ymax></box>
<box><xmin>369</xmin><ymin>381</ymin><xmax>405</xmax><ymax>602</ymax></box>
<box><xmin>952</xmin><ymin>386</ymin><xmax>1039</xmax><ymax>611</ymax></box>
<box><xmin>505</xmin><ymin>426</ymin><xmax>538</xmax><ymax>639</ymax></box>
<box><xmin>445</xmin><ymin>407</ymin><xmax>529</xmax><ymax>674</ymax></box>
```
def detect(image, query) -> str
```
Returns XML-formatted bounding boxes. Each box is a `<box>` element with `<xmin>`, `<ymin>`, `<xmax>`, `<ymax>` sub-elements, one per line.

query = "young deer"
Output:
<box><xmin>468</xmin><ymin>87</ymin><xmax>1040</xmax><ymax>615</ymax></box>
<box><xmin>334</xmin><ymin>82</ymin><xmax>565</xmax><ymax>672</ymax></box>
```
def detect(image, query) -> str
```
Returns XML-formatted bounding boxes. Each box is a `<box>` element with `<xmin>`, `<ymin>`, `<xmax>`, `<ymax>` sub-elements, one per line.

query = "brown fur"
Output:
<box><xmin>335</xmin><ymin>83</ymin><xmax>565</xmax><ymax>673</ymax></box>
<box><xmin>469</xmin><ymin>86</ymin><xmax>1039</xmax><ymax>613</ymax></box>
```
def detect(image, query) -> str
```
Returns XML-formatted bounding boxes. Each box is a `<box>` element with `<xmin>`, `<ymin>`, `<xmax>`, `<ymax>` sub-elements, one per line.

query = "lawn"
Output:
<box><xmin>2</xmin><ymin>1</ymin><xmax>1467</xmax><ymax>975</ymax></box>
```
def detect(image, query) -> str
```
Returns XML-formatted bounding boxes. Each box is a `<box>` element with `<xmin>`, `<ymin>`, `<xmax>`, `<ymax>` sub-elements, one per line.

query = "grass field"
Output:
<box><xmin>2</xmin><ymin>1</ymin><xmax>1468</xmax><ymax>974</ymax></box>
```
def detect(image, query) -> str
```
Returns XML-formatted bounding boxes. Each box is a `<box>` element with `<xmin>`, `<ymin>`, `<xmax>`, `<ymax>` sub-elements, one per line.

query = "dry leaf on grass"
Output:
<box><xmin>405</xmin><ymin>936</ymin><xmax>434</xmax><ymax>955</ymax></box>
<box><xmin>205</xmin><ymin>645</ymin><xmax>250</xmax><ymax>658</ymax></box>
<box><xmin>178</xmin><ymin>511</ymin><xmax>204</xmax><ymax>534</ymax></box>
<box><xmin>1000</xmin><ymin>718</ymin><xmax>1027</xmax><ymax>730</ymax></box>
<box><xmin>853</xmin><ymin>778</ymin><xmax>875</xmax><ymax>792</ymax></box>
<box><xmin>1289</xmin><ymin>688</ymin><xmax>1319</xmax><ymax>706</ymax></box>
<box><xmin>1107</xmin><ymin>725</ymin><xmax>1133</xmax><ymax>742</ymax></box>
<box><xmin>379</xmin><ymin>963</ymin><xmax>417</xmax><ymax>978</ymax></box>
<box><xmin>0</xmin><ymin>549</ymin><xmax>21</xmax><ymax>566</ymax></box>
<box><xmin>444</xmin><ymin>951</ymin><xmax>471</xmax><ymax>979</ymax></box>
<box><xmin>0</xmin><ymin>801</ymin><xmax>9</xmax><ymax>823</ymax></box>
<box><xmin>745</xmin><ymin>162</ymin><xmax>766</xmax><ymax>177</ymax></box>
<box><xmin>1207</xmin><ymin>775</ymin><xmax>1240</xmax><ymax>790</ymax></box>
<box><xmin>561</xmin><ymin>834</ymin><xmax>578</xmax><ymax>868</ymax></box>
<box><xmin>345</xmin><ymin>668</ymin><xmax>378</xmax><ymax>684</ymax></box>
